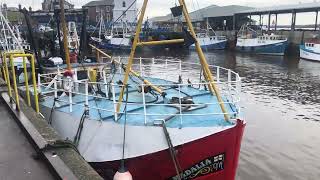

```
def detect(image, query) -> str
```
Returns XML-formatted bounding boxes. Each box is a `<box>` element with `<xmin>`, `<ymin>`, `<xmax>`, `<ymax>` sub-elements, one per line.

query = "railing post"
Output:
<box><xmin>103</xmin><ymin>68</ymin><xmax>108</xmax><ymax>98</ymax></box>
<box><xmin>179</xmin><ymin>60</ymin><xmax>182</xmax><ymax>79</ymax></box>
<box><xmin>68</xmin><ymin>78</ymin><xmax>72</xmax><ymax>113</ymax></box>
<box><xmin>23</xmin><ymin>57</ymin><xmax>31</xmax><ymax>106</ymax></box>
<box><xmin>57</xmin><ymin>65</ymin><xmax>62</xmax><ymax>87</ymax></box>
<box><xmin>139</xmin><ymin>57</ymin><xmax>143</xmax><ymax>76</ymax></box>
<box><xmin>141</xmin><ymin>83</ymin><xmax>147</xmax><ymax>125</ymax></box>
<box><xmin>118</xmin><ymin>56</ymin><xmax>122</xmax><ymax>73</ymax></box>
<box><xmin>4</xmin><ymin>56</ymin><xmax>12</xmax><ymax>99</ymax></box>
<box><xmin>85</xmin><ymin>80</ymin><xmax>89</xmax><ymax>106</ymax></box>
<box><xmin>74</xmin><ymin>68</ymin><xmax>79</xmax><ymax>92</ymax></box>
<box><xmin>54</xmin><ymin>77</ymin><xmax>58</xmax><ymax>99</ymax></box>
<box><xmin>228</xmin><ymin>69</ymin><xmax>231</xmax><ymax>91</ymax></box>
<box><xmin>178</xmin><ymin>84</ymin><xmax>182</xmax><ymax>129</ymax></box>
<box><xmin>112</xmin><ymin>83</ymin><xmax>118</xmax><ymax>121</ymax></box>
<box><xmin>10</xmin><ymin>55</ymin><xmax>20</xmax><ymax>111</ymax></box>
<box><xmin>38</xmin><ymin>73</ymin><xmax>41</xmax><ymax>94</ymax></box>
<box><xmin>217</xmin><ymin>67</ymin><xmax>220</xmax><ymax>83</ymax></box>
<box><xmin>31</xmin><ymin>55</ymin><xmax>39</xmax><ymax>113</ymax></box>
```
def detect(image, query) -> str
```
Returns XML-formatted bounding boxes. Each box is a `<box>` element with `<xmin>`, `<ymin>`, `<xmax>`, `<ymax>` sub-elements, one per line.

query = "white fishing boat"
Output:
<box><xmin>190</xmin><ymin>23</ymin><xmax>227</xmax><ymax>50</ymax></box>
<box><xmin>236</xmin><ymin>24</ymin><xmax>288</xmax><ymax>55</ymax></box>
<box><xmin>90</xmin><ymin>13</ymin><xmax>132</xmax><ymax>50</ymax></box>
<box><xmin>300</xmin><ymin>38</ymin><xmax>320</xmax><ymax>61</ymax></box>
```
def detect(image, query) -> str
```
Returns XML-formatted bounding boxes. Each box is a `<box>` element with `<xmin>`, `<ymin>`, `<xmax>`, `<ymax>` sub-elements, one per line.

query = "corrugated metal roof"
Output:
<box><xmin>83</xmin><ymin>0</ymin><xmax>114</xmax><ymax>7</ymax></box>
<box><xmin>150</xmin><ymin>5</ymin><xmax>253</xmax><ymax>23</ymax></box>
<box><xmin>188</xmin><ymin>5</ymin><xmax>254</xmax><ymax>21</ymax></box>
<box><xmin>237</xmin><ymin>2</ymin><xmax>320</xmax><ymax>14</ymax></box>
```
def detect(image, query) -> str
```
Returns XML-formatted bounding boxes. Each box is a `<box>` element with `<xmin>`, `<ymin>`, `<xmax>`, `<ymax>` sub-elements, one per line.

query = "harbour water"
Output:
<box><xmin>115</xmin><ymin>50</ymin><xmax>320</xmax><ymax>180</ymax></box>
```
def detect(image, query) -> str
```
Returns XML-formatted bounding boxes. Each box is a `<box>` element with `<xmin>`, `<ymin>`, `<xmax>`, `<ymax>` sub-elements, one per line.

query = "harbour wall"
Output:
<box><xmin>215</xmin><ymin>30</ymin><xmax>318</xmax><ymax>56</ymax></box>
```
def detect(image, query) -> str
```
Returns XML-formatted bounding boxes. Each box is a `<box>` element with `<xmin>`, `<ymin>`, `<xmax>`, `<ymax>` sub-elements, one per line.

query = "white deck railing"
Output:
<box><xmin>38</xmin><ymin>57</ymin><xmax>241</xmax><ymax>127</ymax></box>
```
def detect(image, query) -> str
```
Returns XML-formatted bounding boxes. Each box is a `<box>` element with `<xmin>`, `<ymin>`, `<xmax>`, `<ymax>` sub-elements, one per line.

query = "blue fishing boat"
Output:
<box><xmin>190</xmin><ymin>23</ymin><xmax>227</xmax><ymax>50</ymax></box>
<box><xmin>236</xmin><ymin>25</ymin><xmax>288</xmax><ymax>55</ymax></box>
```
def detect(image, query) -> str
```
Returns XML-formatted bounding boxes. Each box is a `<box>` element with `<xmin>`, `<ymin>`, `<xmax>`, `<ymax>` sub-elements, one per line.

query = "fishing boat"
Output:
<box><xmin>300</xmin><ymin>37</ymin><xmax>320</xmax><ymax>61</ymax></box>
<box><xmin>236</xmin><ymin>24</ymin><xmax>288</xmax><ymax>55</ymax></box>
<box><xmin>90</xmin><ymin>13</ymin><xmax>133</xmax><ymax>51</ymax></box>
<box><xmin>190</xmin><ymin>23</ymin><xmax>227</xmax><ymax>50</ymax></box>
<box><xmin>6</xmin><ymin>1</ymin><xmax>245</xmax><ymax>180</ymax></box>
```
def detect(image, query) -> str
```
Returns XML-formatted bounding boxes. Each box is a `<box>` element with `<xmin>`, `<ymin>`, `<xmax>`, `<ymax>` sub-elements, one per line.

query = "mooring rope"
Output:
<box><xmin>161</xmin><ymin>121</ymin><xmax>182</xmax><ymax>180</ymax></box>
<box><xmin>48</xmin><ymin>97</ymin><xmax>58</xmax><ymax>125</ymax></box>
<box><xmin>73</xmin><ymin>107</ymin><xmax>89</xmax><ymax>147</ymax></box>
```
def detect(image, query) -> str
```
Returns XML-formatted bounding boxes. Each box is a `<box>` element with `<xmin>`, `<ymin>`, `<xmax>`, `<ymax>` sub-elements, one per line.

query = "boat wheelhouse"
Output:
<box><xmin>236</xmin><ymin>25</ymin><xmax>288</xmax><ymax>55</ymax></box>
<box><xmin>190</xmin><ymin>32</ymin><xmax>227</xmax><ymax>50</ymax></box>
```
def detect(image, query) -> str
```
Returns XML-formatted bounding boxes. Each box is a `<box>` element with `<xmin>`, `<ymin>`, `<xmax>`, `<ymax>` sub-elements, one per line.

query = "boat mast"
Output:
<box><xmin>99</xmin><ymin>12</ymin><xmax>103</xmax><ymax>40</ymax></box>
<box><xmin>178</xmin><ymin>0</ymin><xmax>229</xmax><ymax>120</ymax></box>
<box><xmin>59</xmin><ymin>0</ymin><xmax>71</xmax><ymax>70</ymax></box>
<box><xmin>116</xmin><ymin>0</ymin><xmax>229</xmax><ymax>121</ymax></box>
<box><xmin>116</xmin><ymin>0</ymin><xmax>149</xmax><ymax>113</ymax></box>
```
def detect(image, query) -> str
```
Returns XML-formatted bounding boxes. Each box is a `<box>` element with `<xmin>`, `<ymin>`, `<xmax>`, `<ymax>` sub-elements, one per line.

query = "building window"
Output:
<box><xmin>96</xmin><ymin>6</ymin><xmax>99</xmax><ymax>12</ymax></box>
<box><xmin>106</xmin><ymin>6</ymin><xmax>110</xmax><ymax>12</ymax></box>
<box><xmin>122</xmin><ymin>1</ymin><xmax>126</xmax><ymax>7</ymax></box>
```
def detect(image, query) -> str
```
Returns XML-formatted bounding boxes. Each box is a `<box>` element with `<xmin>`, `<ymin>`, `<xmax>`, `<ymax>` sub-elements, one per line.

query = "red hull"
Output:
<box><xmin>91</xmin><ymin>119</ymin><xmax>245</xmax><ymax>180</ymax></box>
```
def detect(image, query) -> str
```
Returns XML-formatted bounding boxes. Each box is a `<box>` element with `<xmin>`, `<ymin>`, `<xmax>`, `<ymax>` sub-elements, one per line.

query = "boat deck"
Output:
<box><xmin>39</xmin><ymin>74</ymin><xmax>238</xmax><ymax>128</ymax></box>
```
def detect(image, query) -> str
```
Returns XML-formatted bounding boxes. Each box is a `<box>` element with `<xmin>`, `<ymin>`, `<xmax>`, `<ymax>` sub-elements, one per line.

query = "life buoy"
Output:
<box><xmin>62</xmin><ymin>70</ymin><xmax>74</xmax><ymax>96</ymax></box>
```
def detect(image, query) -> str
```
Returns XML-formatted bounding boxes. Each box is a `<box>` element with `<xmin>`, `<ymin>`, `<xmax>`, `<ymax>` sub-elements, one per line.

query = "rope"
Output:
<box><xmin>73</xmin><ymin>107</ymin><xmax>89</xmax><ymax>147</ymax></box>
<box><xmin>48</xmin><ymin>98</ymin><xmax>58</xmax><ymax>125</ymax></box>
<box><xmin>161</xmin><ymin>121</ymin><xmax>182</xmax><ymax>180</ymax></box>
<box><xmin>121</xmin><ymin>85</ymin><xmax>129</xmax><ymax>161</ymax></box>
<box><xmin>41</xmin><ymin>139</ymin><xmax>80</xmax><ymax>155</ymax></box>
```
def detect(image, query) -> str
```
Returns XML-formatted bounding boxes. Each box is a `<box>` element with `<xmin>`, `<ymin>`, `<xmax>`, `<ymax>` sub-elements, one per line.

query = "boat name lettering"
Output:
<box><xmin>169</xmin><ymin>153</ymin><xmax>225</xmax><ymax>180</ymax></box>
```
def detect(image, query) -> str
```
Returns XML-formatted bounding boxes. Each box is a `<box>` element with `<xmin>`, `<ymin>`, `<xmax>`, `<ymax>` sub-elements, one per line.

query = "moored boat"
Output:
<box><xmin>190</xmin><ymin>32</ymin><xmax>227</xmax><ymax>50</ymax></box>
<box><xmin>236</xmin><ymin>25</ymin><xmax>288</xmax><ymax>55</ymax></box>
<box><xmin>4</xmin><ymin>1</ymin><xmax>246</xmax><ymax>180</ymax></box>
<box><xmin>190</xmin><ymin>23</ymin><xmax>227</xmax><ymax>50</ymax></box>
<box><xmin>300</xmin><ymin>38</ymin><xmax>320</xmax><ymax>61</ymax></box>
<box><xmin>36</xmin><ymin>57</ymin><xmax>245</xmax><ymax>180</ymax></box>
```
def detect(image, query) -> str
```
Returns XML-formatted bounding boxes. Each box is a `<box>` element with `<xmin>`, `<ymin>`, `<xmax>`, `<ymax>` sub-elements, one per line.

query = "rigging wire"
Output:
<box><xmin>107</xmin><ymin>0</ymin><xmax>137</xmax><ymax>29</ymax></box>
<box><xmin>120</xmin><ymin>85</ymin><xmax>129</xmax><ymax>168</ymax></box>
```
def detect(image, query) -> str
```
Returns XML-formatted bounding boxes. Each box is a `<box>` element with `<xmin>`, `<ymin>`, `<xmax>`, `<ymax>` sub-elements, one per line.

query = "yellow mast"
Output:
<box><xmin>116</xmin><ymin>0</ymin><xmax>149</xmax><ymax>113</ymax></box>
<box><xmin>178</xmin><ymin>0</ymin><xmax>229</xmax><ymax>121</ymax></box>
<box><xmin>60</xmin><ymin>0</ymin><xmax>71</xmax><ymax>70</ymax></box>
<box><xmin>116</xmin><ymin>0</ymin><xmax>229</xmax><ymax>121</ymax></box>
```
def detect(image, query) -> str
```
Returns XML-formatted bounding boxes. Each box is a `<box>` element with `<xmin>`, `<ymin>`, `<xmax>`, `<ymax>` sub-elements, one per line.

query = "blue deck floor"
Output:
<box><xmin>41</xmin><ymin>75</ymin><xmax>237</xmax><ymax>128</ymax></box>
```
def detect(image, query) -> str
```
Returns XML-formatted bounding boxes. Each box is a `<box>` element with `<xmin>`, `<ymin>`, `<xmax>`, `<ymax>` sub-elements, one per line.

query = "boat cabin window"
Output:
<box><xmin>306</xmin><ymin>43</ymin><xmax>315</xmax><ymax>47</ymax></box>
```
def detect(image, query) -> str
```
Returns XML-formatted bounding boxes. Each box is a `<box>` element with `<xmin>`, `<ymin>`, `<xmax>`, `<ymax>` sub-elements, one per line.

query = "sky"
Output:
<box><xmin>1</xmin><ymin>0</ymin><xmax>319</xmax><ymax>24</ymax></box>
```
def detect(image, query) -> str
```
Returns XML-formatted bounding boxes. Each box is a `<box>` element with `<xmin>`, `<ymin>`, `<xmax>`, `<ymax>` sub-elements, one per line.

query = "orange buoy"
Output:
<box><xmin>113</xmin><ymin>170</ymin><xmax>133</xmax><ymax>180</ymax></box>
<box><xmin>113</xmin><ymin>163</ymin><xmax>133</xmax><ymax>180</ymax></box>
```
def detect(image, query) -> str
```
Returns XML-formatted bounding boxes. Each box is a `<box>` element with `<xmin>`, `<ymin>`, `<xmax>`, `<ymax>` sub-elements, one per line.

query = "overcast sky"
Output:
<box><xmin>1</xmin><ymin>0</ymin><xmax>317</xmax><ymax>17</ymax></box>
<box><xmin>1</xmin><ymin>0</ymin><xmax>319</xmax><ymax>25</ymax></box>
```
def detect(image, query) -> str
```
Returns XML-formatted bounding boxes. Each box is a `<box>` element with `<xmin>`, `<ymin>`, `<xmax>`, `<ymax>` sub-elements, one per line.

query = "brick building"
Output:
<box><xmin>83</xmin><ymin>0</ymin><xmax>114</xmax><ymax>25</ymax></box>
<box><xmin>42</xmin><ymin>0</ymin><xmax>74</xmax><ymax>11</ymax></box>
